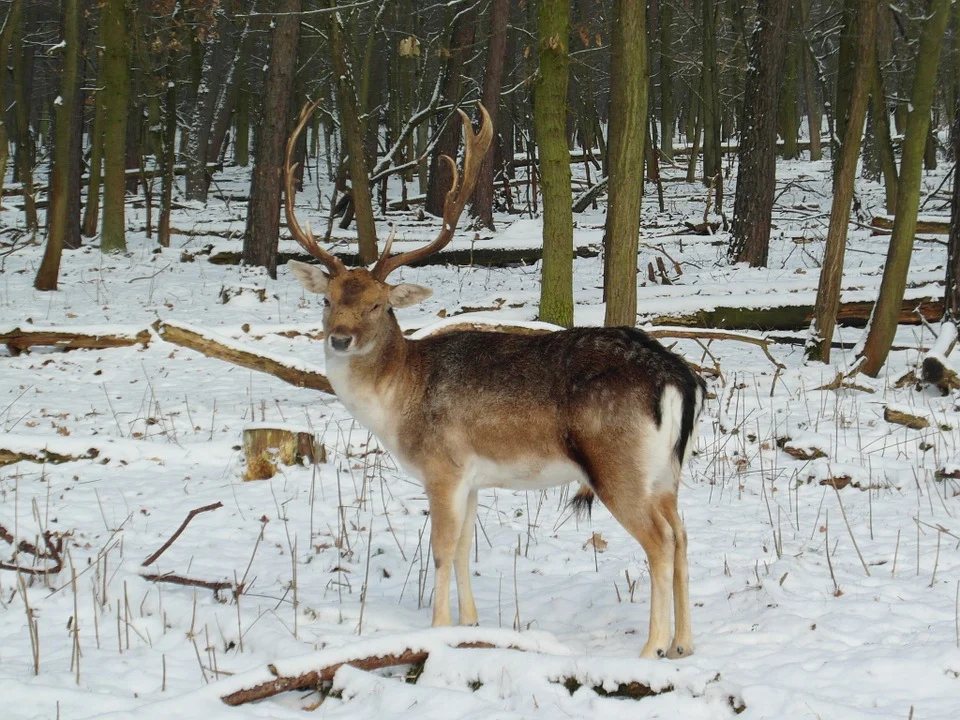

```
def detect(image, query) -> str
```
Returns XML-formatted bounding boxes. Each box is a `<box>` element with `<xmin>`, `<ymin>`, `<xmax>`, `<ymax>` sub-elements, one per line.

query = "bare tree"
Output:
<box><xmin>242</xmin><ymin>0</ymin><xmax>302</xmax><ymax>277</ymax></box>
<box><xmin>728</xmin><ymin>0</ymin><xmax>790</xmax><ymax>267</ymax></box>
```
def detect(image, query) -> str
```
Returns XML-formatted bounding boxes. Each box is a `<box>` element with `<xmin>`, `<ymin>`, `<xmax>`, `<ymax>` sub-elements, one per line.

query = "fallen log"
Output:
<box><xmin>206</xmin><ymin>243</ymin><xmax>601</xmax><ymax>267</ymax></box>
<box><xmin>647</xmin><ymin>296</ymin><xmax>944</xmax><ymax>332</ymax></box>
<box><xmin>0</xmin><ymin>446</ymin><xmax>100</xmax><ymax>468</ymax></box>
<box><xmin>221</xmin><ymin>638</ymin><xmax>526</xmax><ymax>706</ymax></box>
<box><xmin>152</xmin><ymin>320</ymin><xmax>334</xmax><ymax>394</ymax></box>
<box><xmin>1</xmin><ymin>326</ymin><xmax>151</xmax><ymax>354</ymax></box>
<box><xmin>871</xmin><ymin>215</ymin><xmax>951</xmax><ymax>235</ymax></box>
<box><xmin>919</xmin><ymin>321</ymin><xmax>960</xmax><ymax>394</ymax></box>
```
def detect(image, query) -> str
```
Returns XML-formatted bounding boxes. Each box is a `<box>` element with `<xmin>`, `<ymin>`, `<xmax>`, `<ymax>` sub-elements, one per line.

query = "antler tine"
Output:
<box><xmin>372</xmin><ymin>104</ymin><xmax>493</xmax><ymax>281</ymax></box>
<box><xmin>285</xmin><ymin>99</ymin><xmax>345</xmax><ymax>276</ymax></box>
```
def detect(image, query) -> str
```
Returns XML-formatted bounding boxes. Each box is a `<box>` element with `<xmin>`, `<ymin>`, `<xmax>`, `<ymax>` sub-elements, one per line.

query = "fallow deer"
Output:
<box><xmin>284</xmin><ymin>101</ymin><xmax>707</xmax><ymax>659</ymax></box>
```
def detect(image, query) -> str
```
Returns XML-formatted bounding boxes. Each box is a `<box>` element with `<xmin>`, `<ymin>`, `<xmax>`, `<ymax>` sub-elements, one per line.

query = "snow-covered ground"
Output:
<box><xmin>1</xmin><ymin>156</ymin><xmax>959</xmax><ymax>719</ymax></box>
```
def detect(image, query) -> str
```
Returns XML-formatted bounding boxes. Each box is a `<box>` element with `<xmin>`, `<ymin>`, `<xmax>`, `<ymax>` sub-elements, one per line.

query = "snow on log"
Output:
<box><xmin>219</xmin><ymin>628</ymin><xmax>566</xmax><ymax>706</ymax></box>
<box><xmin>0</xmin><ymin>325</ymin><xmax>151</xmax><ymax>353</ymax></box>
<box><xmin>919</xmin><ymin>321</ymin><xmax>960</xmax><ymax>394</ymax></box>
<box><xmin>152</xmin><ymin>319</ymin><xmax>333</xmax><ymax>394</ymax></box>
<box><xmin>871</xmin><ymin>215</ymin><xmax>951</xmax><ymax>235</ymax></box>
<box><xmin>242</xmin><ymin>424</ymin><xmax>325</xmax><ymax>480</ymax></box>
<box><xmin>648</xmin><ymin>296</ymin><xmax>943</xmax><ymax>331</ymax></box>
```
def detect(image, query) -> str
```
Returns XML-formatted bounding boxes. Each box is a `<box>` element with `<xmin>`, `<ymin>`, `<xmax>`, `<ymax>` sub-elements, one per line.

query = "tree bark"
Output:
<box><xmin>603</xmin><ymin>0</ymin><xmax>647</xmax><ymax>327</ymax></box>
<box><xmin>100</xmin><ymin>0</ymin><xmax>130</xmax><ymax>253</ymax></box>
<box><xmin>833</xmin><ymin>0</ymin><xmax>857</xmax><ymax>175</ymax></box>
<box><xmin>242</xmin><ymin>0</ymin><xmax>302</xmax><ymax>278</ymax></box>
<box><xmin>728</xmin><ymin>0</ymin><xmax>790</xmax><ymax>267</ymax></box>
<box><xmin>535</xmin><ymin>0</ymin><xmax>574</xmax><ymax>328</ymax></box>
<box><xmin>82</xmin><ymin>43</ymin><xmax>106</xmax><ymax>238</ymax></box>
<box><xmin>660</xmin><ymin>0</ymin><xmax>675</xmax><ymax>162</ymax></box>
<box><xmin>807</xmin><ymin>0</ymin><xmax>876</xmax><ymax>362</ymax></box>
<box><xmin>327</xmin><ymin>0</ymin><xmax>378</xmax><ymax>264</ymax></box>
<box><xmin>425</xmin><ymin>8</ymin><xmax>477</xmax><ymax>218</ymax></box>
<box><xmin>36</xmin><ymin>0</ymin><xmax>83</xmax><ymax>290</ymax></box>
<box><xmin>945</xmin><ymin>74</ymin><xmax>960</xmax><ymax>319</ymax></box>
<box><xmin>0</xmin><ymin>0</ymin><xmax>22</xmax><ymax>212</ymax></box>
<box><xmin>870</xmin><ymin>48</ymin><xmax>898</xmax><ymax>212</ymax></box>
<box><xmin>469</xmin><ymin>0</ymin><xmax>509</xmax><ymax>230</ymax></box>
<box><xmin>185</xmin><ymin>1</ymin><xmax>233</xmax><ymax>202</ymax></box>
<box><xmin>858</xmin><ymin>0</ymin><xmax>951</xmax><ymax>377</ymax></box>
<box><xmin>700</xmin><ymin>0</ymin><xmax>721</xmax><ymax>185</ymax></box>
<box><xmin>10</xmin><ymin>0</ymin><xmax>37</xmax><ymax>232</ymax></box>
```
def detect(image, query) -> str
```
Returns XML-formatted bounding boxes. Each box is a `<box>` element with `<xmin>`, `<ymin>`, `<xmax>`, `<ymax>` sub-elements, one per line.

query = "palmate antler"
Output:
<box><xmin>284</xmin><ymin>102</ymin><xmax>492</xmax><ymax>280</ymax></box>
<box><xmin>371</xmin><ymin>105</ymin><xmax>493</xmax><ymax>281</ymax></box>
<box><xmin>284</xmin><ymin>99</ymin><xmax>346</xmax><ymax>276</ymax></box>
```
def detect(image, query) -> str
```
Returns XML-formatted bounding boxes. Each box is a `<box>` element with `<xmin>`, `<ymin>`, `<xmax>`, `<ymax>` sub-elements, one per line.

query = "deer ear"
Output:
<box><xmin>287</xmin><ymin>260</ymin><xmax>330</xmax><ymax>294</ymax></box>
<box><xmin>389</xmin><ymin>283</ymin><xmax>432</xmax><ymax>308</ymax></box>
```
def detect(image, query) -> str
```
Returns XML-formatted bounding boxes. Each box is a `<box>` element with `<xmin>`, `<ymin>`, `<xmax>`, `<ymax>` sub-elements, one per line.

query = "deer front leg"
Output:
<box><xmin>454</xmin><ymin>489</ymin><xmax>479</xmax><ymax>625</ymax></box>
<box><xmin>427</xmin><ymin>481</ymin><xmax>469</xmax><ymax>627</ymax></box>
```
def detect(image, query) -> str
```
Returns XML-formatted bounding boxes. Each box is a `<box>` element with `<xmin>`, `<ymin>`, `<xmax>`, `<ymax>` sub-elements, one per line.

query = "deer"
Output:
<box><xmin>284</xmin><ymin>101</ymin><xmax>707</xmax><ymax>659</ymax></box>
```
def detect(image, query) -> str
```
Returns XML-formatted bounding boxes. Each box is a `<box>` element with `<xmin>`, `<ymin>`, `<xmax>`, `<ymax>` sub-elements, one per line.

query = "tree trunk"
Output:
<box><xmin>208</xmin><ymin>7</ymin><xmax>257</xmax><ymax>172</ymax></box>
<box><xmin>686</xmin><ymin>75</ymin><xmax>702</xmax><ymax>182</ymax></box>
<box><xmin>100</xmin><ymin>0</ymin><xmax>130</xmax><ymax>253</ymax></box>
<box><xmin>799</xmin><ymin>0</ymin><xmax>821</xmax><ymax>161</ymax></box>
<box><xmin>535</xmin><ymin>0</ymin><xmax>573</xmax><ymax>328</ymax></box>
<box><xmin>185</xmin><ymin>3</ymin><xmax>232</xmax><ymax>202</ymax></box>
<box><xmin>603</xmin><ymin>0</ymin><xmax>647</xmax><ymax>327</ymax></box>
<box><xmin>700</xmin><ymin>0</ymin><xmax>721</xmax><ymax>185</ymax></box>
<box><xmin>778</xmin><ymin>12</ymin><xmax>800</xmax><ymax>161</ymax></box>
<box><xmin>0</xmin><ymin>0</ymin><xmax>21</xmax><ymax>211</ymax></box>
<box><xmin>158</xmin><ymin>4</ymin><xmax>184</xmax><ymax>250</ymax></box>
<box><xmin>327</xmin><ymin>1</ymin><xmax>377</xmax><ymax>264</ymax></box>
<box><xmin>833</xmin><ymin>0</ymin><xmax>857</xmax><ymax>175</ymax></box>
<box><xmin>728</xmin><ymin>0</ymin><xmax>790</xmax><ymax>267</ymax></box>
<box><xmin>944</xmin><ymin>71</ymin><xmax>960</xmax><ymax>319</ymax></box>
<box><xmin>11</xmin><ymin>0</ymin><xmax>37</xmax><ymax>232</ymax></box>
<box><xmin>425</xmin><ymin>9</ymin><xmax>477</xmax><ymax>218</ymax></box>
<box><xmin>235</xmin><ymin>84</ymin><xmax>250</xmax><ymax>167</ymax></box>
<box><xmin>858</xmin><ymin>0</ymin><xmax>951</xmax><ymax>377</ymax></box>
<box><xmin>36</xmin><ymin>0</ymin><xmax>83</xmax><ymax>291</ymax></box>
<box><xmin>807</xmin><ymin>0</ymin><xmax>876</xmax><ymax>362</ymax></box>
<box><xmin>469</xmin><ymin>0</ymin><xmax>509</xmax><ymax>230</ymax></box>
<box><xmin>82</xmin><ymin>39</ymin><xmax>106</xmax><ymax>238</ymax></box>
<box><xmin>870</xmin><ymin>50</ymin><xmax>898</xmax><ymax>212</ymax></box>
<box><xmin>242</xmin><ymin>0</ymin><xmax>302</xmax><ymax>278</ymax></box>
<box><xmin>660</xmin><ymin>0</ymin><xmax>675</xmax><ymax>162</ymax></box>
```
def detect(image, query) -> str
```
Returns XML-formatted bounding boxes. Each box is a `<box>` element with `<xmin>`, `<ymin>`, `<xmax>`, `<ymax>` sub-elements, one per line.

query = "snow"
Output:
<box><xmin>2</xmin><ymin>142</ymin><xmax>960</xmax><ymax>719</ymax></box>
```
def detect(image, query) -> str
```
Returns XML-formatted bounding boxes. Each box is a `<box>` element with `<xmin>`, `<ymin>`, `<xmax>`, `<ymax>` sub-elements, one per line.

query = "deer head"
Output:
<box><xmin>285</xmin><ymin>102</ymin><xmax>492</xmax><ymax>357</ymax></box>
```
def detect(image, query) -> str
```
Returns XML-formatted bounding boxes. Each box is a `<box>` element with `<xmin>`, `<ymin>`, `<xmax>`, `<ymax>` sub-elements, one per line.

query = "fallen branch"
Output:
<box><xmin>221</xmin><ymin>640</ymin><xmax>514</xmax><ymax>706</ymax></box>
<box><xmin>141</xmin><ymin>572</ymin><xmax>234</xmax><ymax>598</ymax></box>
<box><xmin>142</xmin><ymin>502</ymin><xmax>224</xmax><ymax>567</ymax></box>
<box><xmin>153</xmin><ymin>320</ymin><xmax>334</xmax><ymax>394</ymax></box>
<box><xmin>0</xmin><ymin>446</ymin><xmax>101</xmax><ymax>468</ymax></box>
<box><xmin>1</xmin><ymin>326</ymin><xmax>151</xmax><ymax>354</ymax></box>
<box><xmin>0</xmin><ymin>528</ymin><xmax>65</xmax><ymax>576</ymax></box>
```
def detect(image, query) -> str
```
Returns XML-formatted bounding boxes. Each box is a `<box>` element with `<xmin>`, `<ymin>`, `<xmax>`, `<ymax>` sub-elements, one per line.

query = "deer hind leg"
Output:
<box><xmin>426</xmin><ymin>478</ymin><xmax>470</xmax><ymax>627</ymax></box>
<box><xmin>453</xmin><ymin>489</ymin><xmax>479</xmax><ymax>625</ymax></box>
<box><xmin>596</xmin><ymin>482</ymin><xmax>677</xmax><ymax>658</ymax></box>
<box><xmin>661</xmin><ymin>494</ymin><xmax>693</xmax><ymax>658</ymax></box>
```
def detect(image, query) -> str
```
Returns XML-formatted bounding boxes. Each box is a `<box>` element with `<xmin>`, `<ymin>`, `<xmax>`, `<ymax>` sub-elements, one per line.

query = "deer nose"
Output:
<box><xmin>329</xmin><ymin>334</ymin><xmax>353</xmax><ymax>352</ymax></box>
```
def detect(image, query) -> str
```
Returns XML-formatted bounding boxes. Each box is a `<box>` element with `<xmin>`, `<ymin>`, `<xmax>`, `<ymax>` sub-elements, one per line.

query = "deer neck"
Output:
<box><xmin>323</xmin><ymin>315</ymin><xmax>413</xmax><ymax>453</ymax></box>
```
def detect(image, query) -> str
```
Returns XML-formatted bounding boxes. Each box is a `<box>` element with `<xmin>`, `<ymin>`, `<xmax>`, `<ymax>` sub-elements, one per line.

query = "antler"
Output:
<box><xmin>371</xmin><ymin>104</ymin><xmax>493</xmax><ymax>281</ymax></box>
<box><xmin>285</xmin><ymin>100</ymin><xmax>345</xmax><ymax>276</ymax></box>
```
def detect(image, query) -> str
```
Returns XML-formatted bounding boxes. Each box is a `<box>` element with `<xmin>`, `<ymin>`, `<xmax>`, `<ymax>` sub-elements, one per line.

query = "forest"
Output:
<box><xmin>1</xmin><ymin>0</ymin><xmax>960</xmax><ymax>718</ymax></box>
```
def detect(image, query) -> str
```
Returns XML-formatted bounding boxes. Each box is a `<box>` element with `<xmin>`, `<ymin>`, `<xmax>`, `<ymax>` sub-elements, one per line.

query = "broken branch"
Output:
<box><xmin>142</xmin><ymin>502</ymin><xmax>224</xmax><ymax>567</ymax></box>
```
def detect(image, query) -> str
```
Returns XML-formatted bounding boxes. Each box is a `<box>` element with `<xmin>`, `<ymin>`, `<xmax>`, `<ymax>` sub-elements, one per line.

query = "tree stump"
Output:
<box><xmin>242</xmin><ymin>425</ymin><xmax>325</xmax><ymax>481</ymax></box>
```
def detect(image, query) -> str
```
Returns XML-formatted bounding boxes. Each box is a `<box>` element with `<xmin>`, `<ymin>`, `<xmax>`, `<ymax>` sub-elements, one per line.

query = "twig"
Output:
<box><xmin>142</xmin><ymin>502</ymin><xmax>223</xmax><ymax>566</ymax></box>
<box><xmin>141</xmin><ymin>572</ymin><xmax>234</xmax><ymax>598</ymax></box>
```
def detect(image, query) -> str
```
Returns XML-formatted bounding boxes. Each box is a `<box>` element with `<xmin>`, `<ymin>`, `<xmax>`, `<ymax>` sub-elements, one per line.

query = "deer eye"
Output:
<box><xmin>322</xmin><ymin>297</ymin><xmax>331</xmax><ymax>308</ymax></box>
<box><xmin>369</xmin><ymin>303</ymin><xmax>382</xmax><ymax>314</ymax></box>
